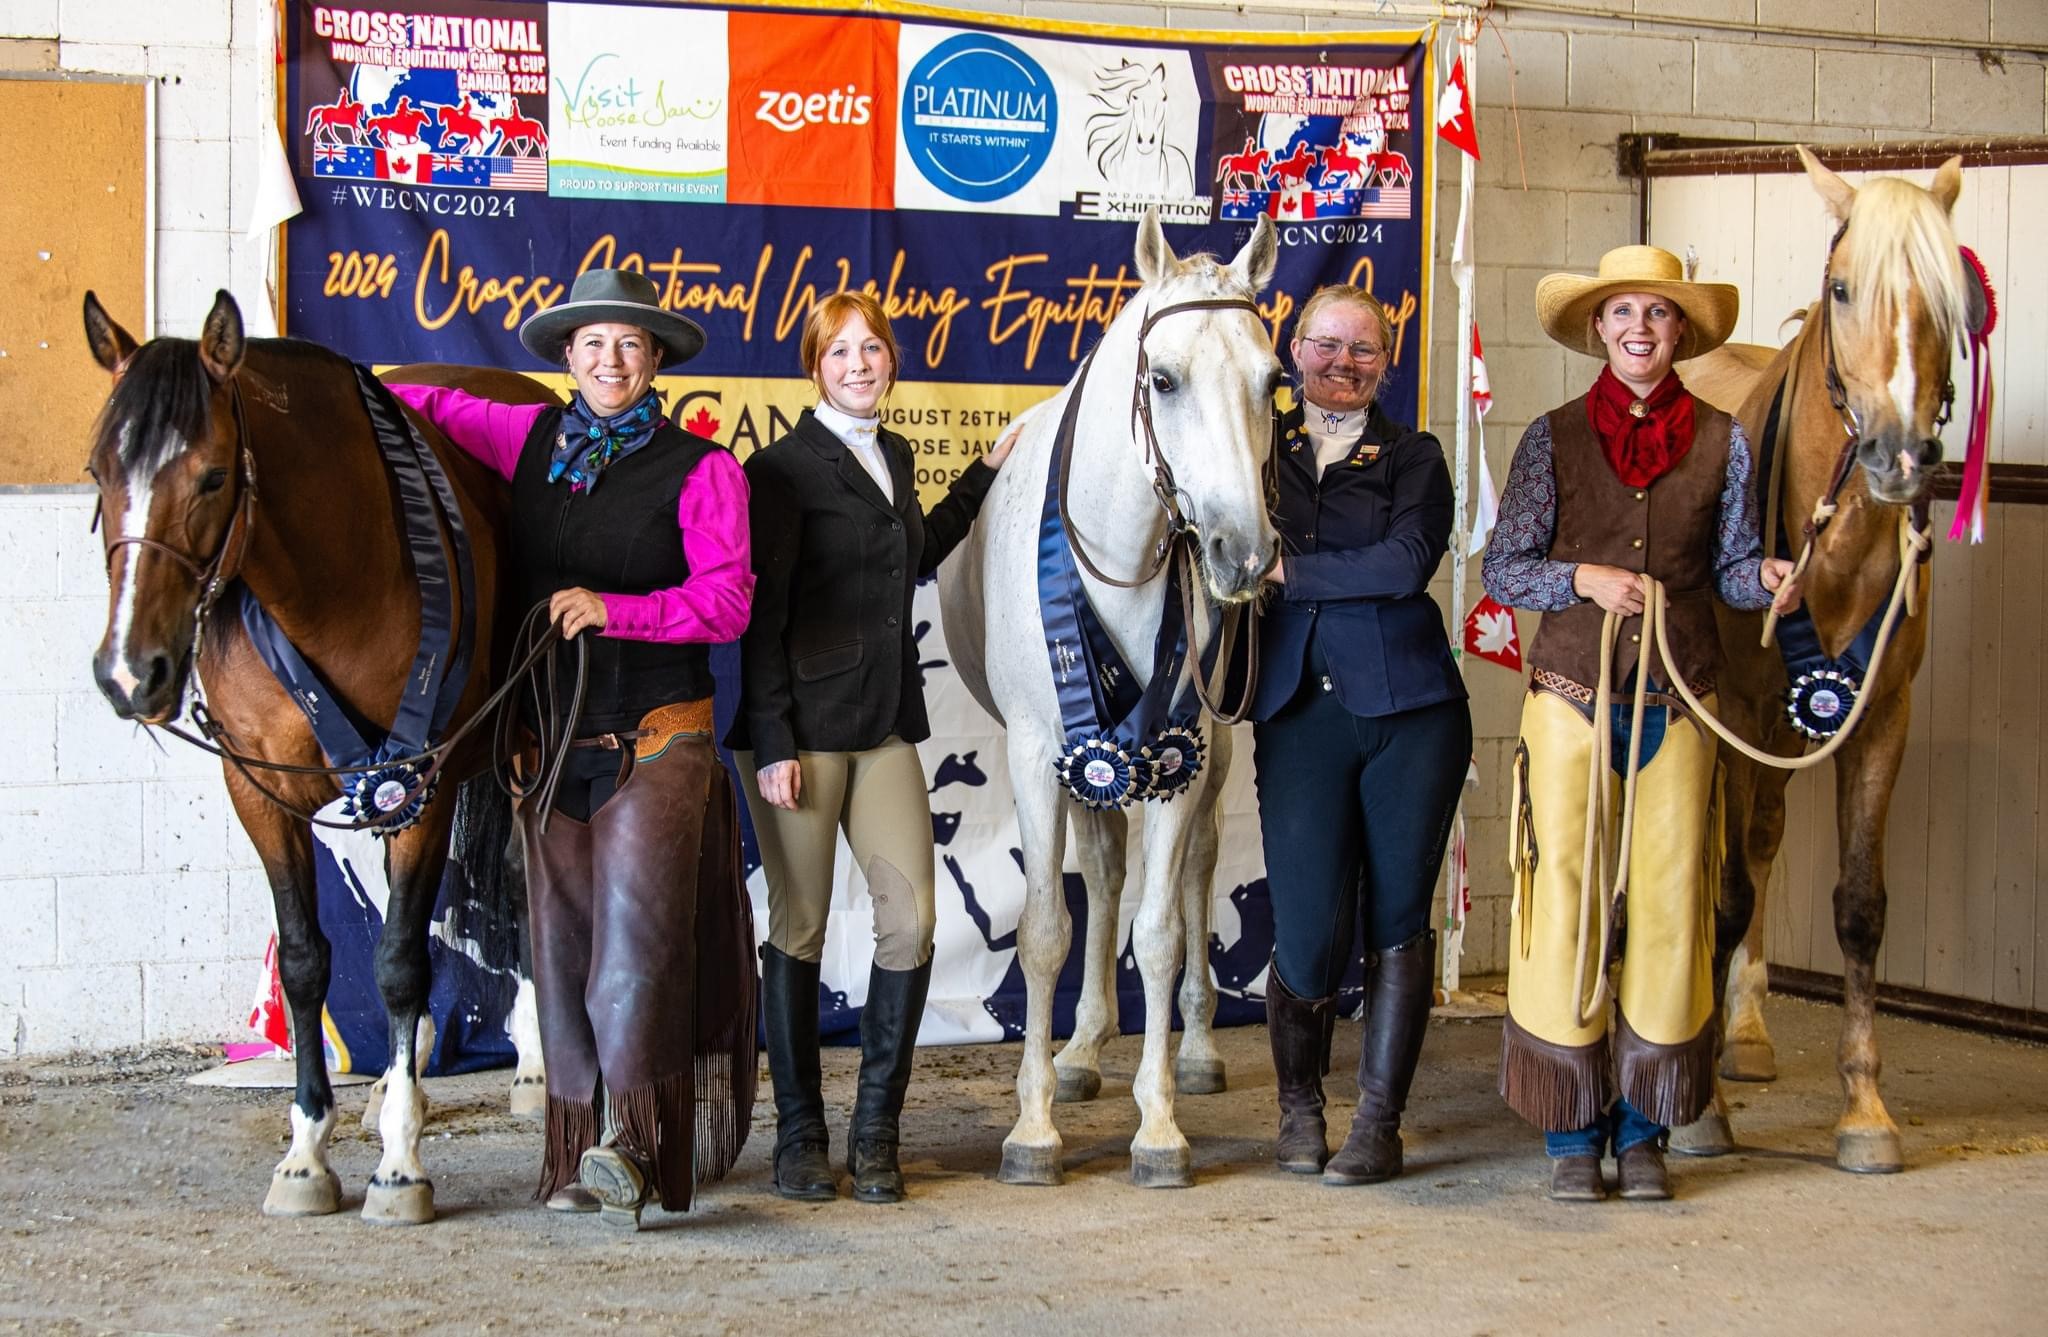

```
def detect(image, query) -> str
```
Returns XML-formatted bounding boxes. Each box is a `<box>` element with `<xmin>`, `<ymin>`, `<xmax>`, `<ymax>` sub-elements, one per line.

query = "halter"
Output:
<box><xmin>1049</xmin><ymin>292</ymin><xmax>1270</xmax><ymax>726</ymax></box>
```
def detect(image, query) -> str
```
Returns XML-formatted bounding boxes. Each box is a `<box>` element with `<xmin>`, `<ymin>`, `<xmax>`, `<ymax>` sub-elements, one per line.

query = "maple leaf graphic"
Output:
<box><xmin>683</xmin><ymin>404</ymin><xmax>721</xmax><ymax>440</ymax></box>
<box><xmin>1474</xmin><ymin>607</ymin><xmax>1517</xmax><ymax>655</ymax></box>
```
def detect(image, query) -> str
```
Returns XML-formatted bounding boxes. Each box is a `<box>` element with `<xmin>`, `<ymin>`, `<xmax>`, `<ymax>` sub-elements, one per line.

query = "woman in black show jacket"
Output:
<box><xmin>1252</xmin><ymin>283</ymin><xmax>1472</xmax><ymax>1188</ymax></box>
<box><xmin>727</xmin><ymin>289</ymin><xmax>1014</xmax><ymax>1204</ymax></box>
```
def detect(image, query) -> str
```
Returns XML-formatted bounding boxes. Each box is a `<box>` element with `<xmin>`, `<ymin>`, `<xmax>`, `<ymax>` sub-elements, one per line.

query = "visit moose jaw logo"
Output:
<box><xmin>755</xmin><ymin>83</ymin><xmax>875</xmax><ymax>133</ymax></box>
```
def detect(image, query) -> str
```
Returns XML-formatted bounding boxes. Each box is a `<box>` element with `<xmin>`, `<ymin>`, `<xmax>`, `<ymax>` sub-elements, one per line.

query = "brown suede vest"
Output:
<box><xmin>1527</xmin><ymin>393</ymin><xmax>1733</xmax><ymax>692</ymax></box>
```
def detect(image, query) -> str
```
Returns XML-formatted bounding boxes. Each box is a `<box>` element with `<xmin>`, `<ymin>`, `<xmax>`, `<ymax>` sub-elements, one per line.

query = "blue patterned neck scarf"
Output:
<box><xmin>549</xmin><ymin>390</ymin><xmax>665</xmax><ymax>492</ymax></box>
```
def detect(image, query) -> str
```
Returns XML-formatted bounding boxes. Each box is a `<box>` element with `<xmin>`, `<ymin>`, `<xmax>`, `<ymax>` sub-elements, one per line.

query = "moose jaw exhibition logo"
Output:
<box><xmin>901</xmin><ymin>31</ymin><xmax>1058</xmax><ymax>205</ymax></box>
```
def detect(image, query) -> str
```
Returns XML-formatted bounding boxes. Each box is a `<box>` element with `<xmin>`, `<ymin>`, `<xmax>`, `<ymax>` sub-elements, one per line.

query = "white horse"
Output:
<box><xmin>940</xmin><ymin>212</ymin><xmax>1281</xmax><ymax>1187</ymax></box>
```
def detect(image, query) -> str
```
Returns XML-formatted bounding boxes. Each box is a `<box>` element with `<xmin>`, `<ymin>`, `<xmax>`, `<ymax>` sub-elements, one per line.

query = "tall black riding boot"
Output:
<box><xmin>1325</xmin><ymin>930</ymin><xmax>1435</xmax><ymax>1186</ymax></box>
<box><xmin>848</xmin><ymin>958</ymin><xmax>932</xmax><ymax>1204</ymax></box>
<box><xmin>762</xmin><ymin>945</ymin><xmax>835</xmax><ymax>1201</ymax></box>
<box><xmin>1266</xmin><ymin>959</ymin><xmax>1337</xmax><ymax>1173</ymax></box>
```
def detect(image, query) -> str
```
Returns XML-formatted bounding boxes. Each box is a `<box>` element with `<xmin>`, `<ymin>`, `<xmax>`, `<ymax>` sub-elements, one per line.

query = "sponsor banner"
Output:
<box><xmin>299</xmin><ymin>1</ymin><xmax>550</xmax><ymax>192</ymax></box>
<box><xmin>547</xmin><ymin>2</ymin><xmax>727</xmax><ymax>202</ymax></box>
<box><xmin>728</xmin><ymin>11</ymin><xmax>896</xmax><ymax>210</ymax></box>
<box><xmin>281</xmin><ymin>3</ymin><xmax>1428</xmax><ymax>1043</ymax></box>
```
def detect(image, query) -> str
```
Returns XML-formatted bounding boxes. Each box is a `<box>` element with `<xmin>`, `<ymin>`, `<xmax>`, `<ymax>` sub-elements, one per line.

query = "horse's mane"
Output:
<box><xmin>1839</xmin><ymin>176</ymin><xmax>1969</xmax><ymax>345</ymax></box>
<box><xmin>93</xmin><ymin>336</ymin><xmax>352</xmax><ymax>474</ymax></box>
<box><xmin>1086</xmin><ymin>61</ymin><xmax>1164</xmax><ymax>174</ymax></box>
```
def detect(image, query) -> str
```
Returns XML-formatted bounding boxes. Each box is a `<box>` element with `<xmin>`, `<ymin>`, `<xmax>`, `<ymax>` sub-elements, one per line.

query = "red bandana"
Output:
<box><xmin>1586</xmin><ymin>366</ymin><xmax>1695</xmax><ymax>487</ymax></box>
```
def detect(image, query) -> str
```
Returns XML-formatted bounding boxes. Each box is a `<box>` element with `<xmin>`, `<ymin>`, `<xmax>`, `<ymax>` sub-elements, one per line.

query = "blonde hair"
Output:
<box><xmin>798</xmin><ymin>291</ymin><xmax>901</xmax><ymax>398</ymax></box>
<box><xmin>1292</xmin><ymin>284</ymin><xmax>1393</xmax><ymax>354</ymax></box>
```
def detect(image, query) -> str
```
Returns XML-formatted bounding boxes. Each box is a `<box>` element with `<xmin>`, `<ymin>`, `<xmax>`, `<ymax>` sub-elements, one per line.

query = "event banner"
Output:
<box><xmin>280</xmin><ymin>0</ymin><xmax>1430</xmax><ymax>1052</ymax></box>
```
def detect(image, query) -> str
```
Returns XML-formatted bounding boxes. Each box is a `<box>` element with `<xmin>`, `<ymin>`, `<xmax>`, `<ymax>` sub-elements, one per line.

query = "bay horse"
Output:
<box><xmin>1671</xmin><ymin>147</ymin><xmax>1974</xmax><ymax>1173</ymax></box>
<box><xmin>82</xmin><ymin>290</ymin><xmax>555</xmax><ymax>1222</ymax></box>
<box><xmin>939</xmin><ymin>212</ymin><xmax>1280</xmax><ymax>1187</ymax></box>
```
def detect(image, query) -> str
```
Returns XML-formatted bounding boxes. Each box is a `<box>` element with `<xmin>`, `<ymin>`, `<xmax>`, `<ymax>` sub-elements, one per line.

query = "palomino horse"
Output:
<box><xmin>1673</xmin><ymin>147</ymin><xmax>1973</xmax><ymax>1172</ymax></box>
<box><xmin>940</xmin><ymin>212</ymin><xmax>1280</xmax><ymax>1187</ymax></box>
<box><xmin>83</xmin><ymin>291</ymin><xmax>553</xmax><ymax>1221</ymax></box>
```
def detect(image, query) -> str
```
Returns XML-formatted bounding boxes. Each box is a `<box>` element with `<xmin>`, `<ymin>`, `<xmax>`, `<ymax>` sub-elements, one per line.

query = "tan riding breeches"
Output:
<box><xmin>1501</xmin><ymin>688</ymin><xmax>1719</xmax><ymax>1130</ymax></box>
<box><xmin>736</xmin><ymin>737</ymin><xmax>937</xmax><ymax>972</ymax></box>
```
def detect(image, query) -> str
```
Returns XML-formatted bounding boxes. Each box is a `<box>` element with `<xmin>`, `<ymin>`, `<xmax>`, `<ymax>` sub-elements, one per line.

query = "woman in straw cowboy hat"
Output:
<box><xmin>389</xmin><ymin>268</ymin><xmax>757</xmax><ymax>1228</ymax></box>
<box><xmin>1481</xmin><ymin>245</ymin><xmax>1802</xmax><ymax>1202</ymax></box>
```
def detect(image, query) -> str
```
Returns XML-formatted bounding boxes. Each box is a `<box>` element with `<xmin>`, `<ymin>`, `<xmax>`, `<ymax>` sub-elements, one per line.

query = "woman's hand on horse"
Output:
<box><xmin>1574</xmin><ymin>564</ymin><xmax>1647</xmax><ymax>616</ymax></box>
<box><xmin>1262</xmin><ymin>554</ymin><xmax>1286</xmax><ymax>585</ymax></box>
<box><xmin>1761</xmin><ymin>557</ymin><xmax>1804</xmax><ymax>615</ymax></box>
<box><xmin>757</xmin><ymin>760</ymin><xmax>802</xmax><ymax>810</ymax></box>
<box><xmin>549</xmin><ymin>587</ymin><xmax>608</xmax><ymax>639</ymax></box>
<box><xmin>985</xmin><ymin>420</ymin><xmax>1022</xmax><ymax>470</ymax></box>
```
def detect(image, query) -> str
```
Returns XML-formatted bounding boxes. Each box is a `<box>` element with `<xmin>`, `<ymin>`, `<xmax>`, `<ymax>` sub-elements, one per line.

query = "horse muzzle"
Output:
<box><xmin>94</xmin><ymin>642</ymin><xmax>185</xmax><ymax>723</ymax></box>
<box><xmin>1202</xmin><ymin>529</ymin><xmax>1279</xmax><ymax>604</ymax></box>
<box><xmin>1858</xmin><ymin>434</ymin><xmax>1943</xmax><ymax>504</ymax></box>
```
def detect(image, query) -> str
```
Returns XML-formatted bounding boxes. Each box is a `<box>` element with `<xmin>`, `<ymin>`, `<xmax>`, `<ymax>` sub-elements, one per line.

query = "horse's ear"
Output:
<box><xmin>1930</xmin><ymin>154</ymin><xmax>1964</xmax><ymax>213</ymax></box>
<box><xmin>1796</xmin><ymin>144</ymin><xmax>1856</xmax><ymax>221</ymax></box>
<box><xmin>197</xmin><ymin>289</ymin><xmax>246</xmax><ymax>384</ymax></box>
<box><xmin>1134</xmin><ymin>208</ymin><xmax>1176</xmax><ymax>283</ymax></box>
<box><xmin>82</xmin><ymin>291</ymin><xmax>138</xmax><ymax>376</ymax></box>
<box><xmin>1231</xmin><ymin>215</ymin><xmax>1278</xmax><ymax>293</ymax></box>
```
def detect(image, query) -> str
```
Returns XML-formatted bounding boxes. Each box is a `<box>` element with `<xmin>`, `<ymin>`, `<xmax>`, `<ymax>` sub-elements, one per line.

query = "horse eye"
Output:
<box><xmin>198</xmin><ymin>467</ymin><xmax>230</xmax><ymax>494</ymax></box>
<box><xmin>1831</xmin><ymin>279</ymin><xmax>1850</xmax><ymax>303</ymax></box>
<box><xmin>1150</xmin><ymin>371</ymin><xmax>1177</xmax><ymax>394</ymax></box>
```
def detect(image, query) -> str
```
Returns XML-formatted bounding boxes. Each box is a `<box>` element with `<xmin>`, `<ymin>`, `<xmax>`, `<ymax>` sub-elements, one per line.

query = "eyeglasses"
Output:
<box><xmin>1300</xmin><ymin>337</ymin><xmax>1385</xmax><ymax>364</ymax></box>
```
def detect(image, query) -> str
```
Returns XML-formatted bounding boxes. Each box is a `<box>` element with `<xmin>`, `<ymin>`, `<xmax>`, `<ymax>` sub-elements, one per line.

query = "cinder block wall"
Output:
<box><xmin>1</xmin><ymin>0</ymin><xmax>2041</xmax><ymax>1053</ymax></box>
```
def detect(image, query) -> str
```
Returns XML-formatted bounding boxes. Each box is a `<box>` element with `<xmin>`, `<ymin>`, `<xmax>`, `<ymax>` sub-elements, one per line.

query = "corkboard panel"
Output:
<box><xmin>0</xmin><ymin>76</ymin><xmax>148</xmax><ymax>486</ymax></box>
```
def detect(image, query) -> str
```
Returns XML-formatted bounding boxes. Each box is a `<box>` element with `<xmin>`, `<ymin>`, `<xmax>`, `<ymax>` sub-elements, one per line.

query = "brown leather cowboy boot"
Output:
<box><xmin>1324</xmin><ymin>930</ymin><xmax>1434</xmax><ymax>1186</ymax></box>
<box><xmin>1266</xmin><ymin>959</ymin><xmax>1336</xmax><ymax>1174</ymax></box>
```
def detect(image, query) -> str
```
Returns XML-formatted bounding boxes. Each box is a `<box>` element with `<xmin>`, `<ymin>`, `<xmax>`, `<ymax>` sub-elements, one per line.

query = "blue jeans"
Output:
<box><xmin>1545</xmin><ymin>1098</ymin><xmax>1664</xmax><ymax>1158</ymax></box>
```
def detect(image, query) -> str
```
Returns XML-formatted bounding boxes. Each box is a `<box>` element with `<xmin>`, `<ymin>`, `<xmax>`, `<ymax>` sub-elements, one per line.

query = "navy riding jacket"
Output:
<box><xmin>1248</xmin><ymin>402</ymin><xmax>1467</xmax><ymax>721</ymax></box>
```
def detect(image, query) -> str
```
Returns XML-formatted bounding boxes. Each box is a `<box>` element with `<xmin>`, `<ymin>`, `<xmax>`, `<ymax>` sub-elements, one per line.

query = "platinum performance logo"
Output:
<box><xmin>902</xmin><ymin>32</ymin><xmax>1057</xmax><ymax>203</ymax></box>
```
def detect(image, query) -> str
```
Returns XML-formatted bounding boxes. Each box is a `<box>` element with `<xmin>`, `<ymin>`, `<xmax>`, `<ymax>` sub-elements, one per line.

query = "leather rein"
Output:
<box><xmin>1052</xmin><ymin>294</ymin><xmax>1270</xmax><ymax>724</ymax></box>
<box><xmin>97</xmin><ymin>375</ymin><xmax>584</xmax><ymax>832</ymax></box>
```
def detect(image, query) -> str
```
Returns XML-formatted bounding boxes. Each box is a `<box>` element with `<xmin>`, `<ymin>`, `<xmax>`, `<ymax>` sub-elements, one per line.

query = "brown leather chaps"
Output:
<box><xmin>521</xmin><ymin>702</ymin><xmax>757</xmax><ymax>1212</ymax></box>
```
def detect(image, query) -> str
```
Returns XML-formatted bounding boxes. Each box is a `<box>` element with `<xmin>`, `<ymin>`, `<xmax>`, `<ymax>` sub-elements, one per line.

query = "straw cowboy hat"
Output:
<box><xmin>518</xmin><ymin>268</ymin><xmax>706</xmax><ymax>367</ymax></box>
<box><xmin>1534</xmin><ymin>245</ymin><xmax>1738</xmax><ymax>361</ymax></box>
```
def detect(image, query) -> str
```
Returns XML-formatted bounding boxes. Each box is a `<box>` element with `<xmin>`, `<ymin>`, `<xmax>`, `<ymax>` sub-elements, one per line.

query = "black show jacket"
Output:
<box><xmin>1249</xmin><ymin>401</ymin><xmax>1467</xmax><ymax>721</ymax></box>
<box><xmin>727</xmin><ymin>410</ymin><xmax>995</xmax><ymax>766</ymax></box>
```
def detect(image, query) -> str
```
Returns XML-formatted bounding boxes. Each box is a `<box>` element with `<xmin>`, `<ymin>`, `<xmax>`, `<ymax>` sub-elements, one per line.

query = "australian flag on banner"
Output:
<box><xmin>313</xmin><ymin>143</ymin><xmax>533</xmax><ymax>190</ymax></box>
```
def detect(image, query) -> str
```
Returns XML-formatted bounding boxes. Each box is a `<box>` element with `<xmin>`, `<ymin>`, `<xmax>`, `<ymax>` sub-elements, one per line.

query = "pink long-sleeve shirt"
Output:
<box><xmin>389</xmin><ymin>383</ymin><xmax>753</xmax><ymax>644</ymax></box>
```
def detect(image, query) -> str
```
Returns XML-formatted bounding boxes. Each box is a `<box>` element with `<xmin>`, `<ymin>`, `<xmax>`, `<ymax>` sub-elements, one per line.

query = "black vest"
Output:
<box><xmin>511</xmin><ymin>408</ymin><xmax>720</xmax><ymax>733</ymax></box>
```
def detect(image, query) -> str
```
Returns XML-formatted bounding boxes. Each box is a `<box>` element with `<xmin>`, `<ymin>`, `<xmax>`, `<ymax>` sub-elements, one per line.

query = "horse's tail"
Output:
<box><xmin>449</xmin><ymin>770</ymin><xmax>525</xmax><ymax>978</ymax></box>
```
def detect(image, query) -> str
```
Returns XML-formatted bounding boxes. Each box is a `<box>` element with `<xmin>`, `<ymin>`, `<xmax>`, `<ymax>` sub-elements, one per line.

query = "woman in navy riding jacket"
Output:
<box><xmin>1253</xmin><ymin>284</ymin><xmax>1471</xmax><ymax>1187</ymax></box>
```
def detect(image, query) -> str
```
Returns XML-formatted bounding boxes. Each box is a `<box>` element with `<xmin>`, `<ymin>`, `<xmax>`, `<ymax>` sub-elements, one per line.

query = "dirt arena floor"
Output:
<box><xmin>2</xmin><ymin>991</ymin><xmax>2044</xmax><ymax>1335</ymax></box>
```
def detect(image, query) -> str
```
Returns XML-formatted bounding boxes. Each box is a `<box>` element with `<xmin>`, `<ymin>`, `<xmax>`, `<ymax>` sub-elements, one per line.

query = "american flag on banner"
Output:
<box><xmin>1359</xmin><ymin>187</ymin><xmax>1411</xmax><ymax>218</ymax></box>
<box><xmin>490</xmin><ymin>157</ymin><xmax>548</xmax><ymax>191</ymax></box>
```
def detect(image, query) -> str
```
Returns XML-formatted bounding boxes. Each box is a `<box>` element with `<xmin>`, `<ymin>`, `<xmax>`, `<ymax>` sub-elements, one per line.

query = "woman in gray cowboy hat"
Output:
<box><xmin>390</xmin><ymin>268</ymin><xmax>757</xmax><ymax>1229</ymax></box>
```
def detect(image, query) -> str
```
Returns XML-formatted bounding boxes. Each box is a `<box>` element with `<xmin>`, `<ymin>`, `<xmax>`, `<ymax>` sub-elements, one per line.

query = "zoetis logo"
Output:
<box><xmin>725</xmin><ymin>11</ymin><xmax>895</xmax><ymax>209</ymax></box>
<box><xmin>755</xmin><ymin>85</ymin><xmax>874</xmax><ymax>133</ymax></box>
<box><xmin>901</xmin><ymin>32</ymin><xmax>1057</xmax><ymax>204</ymax></box>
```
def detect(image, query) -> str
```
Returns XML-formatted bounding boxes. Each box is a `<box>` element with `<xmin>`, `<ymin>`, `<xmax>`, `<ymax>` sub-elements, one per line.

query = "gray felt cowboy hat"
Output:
<box><xmin>517</xmin><ymin>268</ymin><xmax>706</xmax><ymax>367</ymax></box>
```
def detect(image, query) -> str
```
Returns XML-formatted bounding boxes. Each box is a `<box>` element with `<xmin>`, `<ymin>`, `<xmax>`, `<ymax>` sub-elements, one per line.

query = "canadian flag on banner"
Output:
<box><xmin>1436</xmin><ymin>55</ymin><xmax>1481</xmax><ymax>160</ymax></box>
<box><xmin>1463</xmin><ymin>593</ymin><xmax>1523</xmax><ymax>671</ymax></box>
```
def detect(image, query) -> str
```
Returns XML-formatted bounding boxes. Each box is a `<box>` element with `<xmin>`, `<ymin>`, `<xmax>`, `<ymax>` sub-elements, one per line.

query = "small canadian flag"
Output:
<box><xmin>1436</xmin><ymin>55</ymin><xmax>1481</xmax><ymax>160</ymax></box>
<box><xmin>1463</xmin><ymin>593</ymin><xmax>1522</xmax><ymax>671</ymax></box>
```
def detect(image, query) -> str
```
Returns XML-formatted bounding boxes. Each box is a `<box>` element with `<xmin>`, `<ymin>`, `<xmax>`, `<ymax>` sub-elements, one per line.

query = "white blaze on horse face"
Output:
<box><xmin>1887</xmin><ymin>301</ymin><xmax>1919</xmax><ymax>446</ymax></box>
<box><xmin>104</xmin><ymin>425</ymin><xmax>177</xmax><ymax>697</ymax></box>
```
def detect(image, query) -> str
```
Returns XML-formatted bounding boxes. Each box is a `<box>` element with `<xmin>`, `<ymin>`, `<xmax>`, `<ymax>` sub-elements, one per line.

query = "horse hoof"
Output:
<box><xmin>1669</xmin><ymin>1111</ymin><xmax>1735</xmax><ymax>1157</ymax></box>
<box><xmin>997</xmin><ymin>1143</ymin><xmax>1064</xmax><ymax>1187</ymax></box>
<box><xmin>1836</xmin><ymin>1129</ymin><xmax>1904</xmax><ymax>1174</ymax></box>
<box><xmin>1720</xmin><ymin>1041</ymin><xmax>1778</xmax><ymax>1083</ymax></box>
<box><xmin>509</xmin><ymin>1078</ymin><xmax>545</xmax><ymax>1119</ymax></box>
<box><xmin>362</xmin><ymin>1178</ymin><xmax>436</xmax><ymax>1225</ymax></box>
<box><xmin>1130</xmin><ymin>1144</ymin><xmax>1194</xmax><ymax>1189</ymax></box>
<box><xmin>262</xmin><ymin>1169</ymin><xmax>342</xmax><ymax>1217</ymax></box>
<box><xmin>1175</xmin><ymin>1058</ymin><xmax>1226</xmax><ymax>1095</ymax></box>
<box><xmin>1053</xmin><ymin>1068</ymin><xmax>1101</xmax><ymax>1104</ymax></box>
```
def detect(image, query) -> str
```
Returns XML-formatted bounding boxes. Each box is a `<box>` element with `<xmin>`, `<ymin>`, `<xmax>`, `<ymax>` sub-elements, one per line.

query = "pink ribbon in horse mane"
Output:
<box><xmin>1948</xmin><ymin>245</ymin><xmax>1998</xmax><ymax>544</ymax></box>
